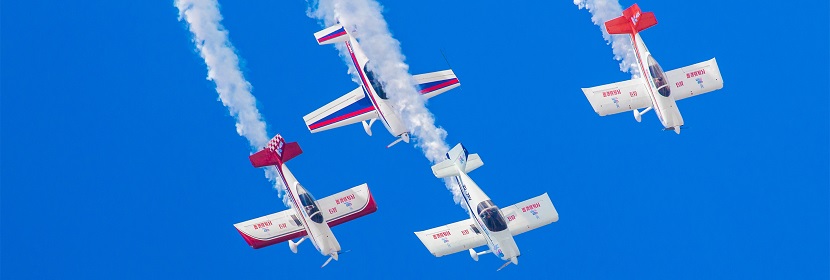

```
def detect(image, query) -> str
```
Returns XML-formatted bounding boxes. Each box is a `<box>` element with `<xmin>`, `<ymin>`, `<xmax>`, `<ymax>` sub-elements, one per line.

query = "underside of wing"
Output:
<box><xmin>315</xmin><ymin>183</ymin><xmax>378</xmax><ymax>228</ymax></box>
<box><xmin>303</xmin><ymin>87</ymin><xmax>377</xmax><ymax>133</ymax></box>
<box><xmin>234</xmin><ymin>208</ymin><xmax>307</xmax><ymax>249</ymax></box>
<box><xmin>582</xmin><ymin>78</ymin><xmax>652</xmax><ymax>116</ymax></box>
<box><xmin>664</xmin><ymin>58</ymin><xmax>724</xmax><ymax>101</ymax></box>
<box><xmin>413</xmin><ymin>69</ymin><xmax>460</xmax><ymax>99</ymax></box>
<box><xmin>414</xmin><ymin>219</ymin><xmax>488</xmax><ymax>257</ymax></box>
<box><xmin>502</xmin><ymin>193</ymin><xmax>558</xmax><ymax>236</ymax></box>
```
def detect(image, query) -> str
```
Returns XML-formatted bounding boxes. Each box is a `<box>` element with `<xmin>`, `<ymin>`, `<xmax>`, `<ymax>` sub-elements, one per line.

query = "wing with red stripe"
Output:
<box><xmin>414</xmin><ymin>69</ymin><xmax>460</xmax><ymax>99</ymax></box>
<box><xmin>303</xmin><ymin>87</ymin><xmax>378</xmax><ymax>133</ymax></box>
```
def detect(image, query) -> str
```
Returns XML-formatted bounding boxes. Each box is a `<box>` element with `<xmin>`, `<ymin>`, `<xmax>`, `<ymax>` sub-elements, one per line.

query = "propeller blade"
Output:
<box><xmin>496</xmin><ymin>259</ymin><xmax>512</xmax><ymax>271</ymax></box>
<box><xmin>320</xmin><ymin>255</ymin><xmax>335</xmax><ymax>268</ymax></box>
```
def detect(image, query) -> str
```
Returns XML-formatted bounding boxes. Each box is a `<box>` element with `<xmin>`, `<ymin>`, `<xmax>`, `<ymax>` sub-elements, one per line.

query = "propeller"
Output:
<box><xmin>320</xmin><ymin>255</ymin><xmax>335</xmax><ymax>268</ymax></box>
<box><xmin>320</xmin><ymin>251</ymin><xmax>348</xmax><ymax>268</ymax></box>
<box><xmin>496</xmin><ymin>256</ymin><xmax>519</xmax><ymax>272</ymax></box>
<box><xmin>496</xmin><ymin>260</ymin><xmax>512</xmax><ymax>271</ymax></box>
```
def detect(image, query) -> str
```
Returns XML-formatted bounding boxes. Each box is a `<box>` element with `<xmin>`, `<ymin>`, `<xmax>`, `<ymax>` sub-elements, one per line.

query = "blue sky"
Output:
<box><xmin>2</xmin><ymin>0</ymin><xmax>828</xmax><ymax>279</ymax></box>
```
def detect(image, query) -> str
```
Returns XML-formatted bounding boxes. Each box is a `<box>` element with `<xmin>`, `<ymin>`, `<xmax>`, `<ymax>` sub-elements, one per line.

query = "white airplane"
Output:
<box><xmin>304</xmin><ymin>23</ymin><xmax>461</xmax><ymax>148</ymax></box>
<box><xmin>234</xmin><ymin>134</ymin><xmax>378</xmax><ymax>268</ymax></box>
<box><xmin>414</xmin><ymin>143</ymin><xmax>559</xmax><ymax>271</ymax></box>
<box><xmin>581</xmin><ymin>3</ymin><xmax>724</xmax><ymax>134</ymax></box>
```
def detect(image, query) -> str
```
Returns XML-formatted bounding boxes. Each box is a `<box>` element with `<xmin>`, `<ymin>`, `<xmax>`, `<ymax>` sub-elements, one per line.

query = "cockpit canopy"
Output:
<box><xmin>363</xmin><ymin>63</ymin><xmax>388</xmax><ymax>100</ymax></box>
<box><xmin>296</xmin><ymin>184</ymin><xmax>323</xmax><ymax>224</ymax></box>
<box><xmin>647</xmin><ymin>56</ymin><xmax>670</xmax><ymax>97</ymax></box>
<box><xmin>476</xmin><ymin>200</ymin><xmax>508</xmax><ymax>232</ymax></box>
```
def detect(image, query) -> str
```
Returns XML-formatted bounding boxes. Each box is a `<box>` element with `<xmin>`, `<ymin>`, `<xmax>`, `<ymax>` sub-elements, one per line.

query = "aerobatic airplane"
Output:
<box><xmin>415</xmin><ymin>144</ymin><xmax>559</xmax><ymax>271</ymax></box>
<box><xmin>234</xmin><ymin>134</ymin><xmax>378</xmax><ymax>268</ymax></box>
<box><xmin>304</xmin><ymin>23</ymin><xmax>461</xmax><ymax>148</ymax></box>
<box><xmin>581</xmin><ymin>4</ymin><xmax>724</xmax><ymax>134</ymax></box>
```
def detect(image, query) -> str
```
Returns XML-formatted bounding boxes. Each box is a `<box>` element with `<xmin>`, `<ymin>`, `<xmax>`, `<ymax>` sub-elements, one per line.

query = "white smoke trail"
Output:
<box><xmin>307</xmin><ymin>0</ymin><xmax>465</xmax><ymax>205</ymax></box>
<box><xmin>574</xmin><ymin>0</ymin><xmax>641</xmax><ymax>78</ymax></box>
<box><xmin>176</xmin><ymin>0</ymin><xmax>287</xmax><ymax>204</ymax></box>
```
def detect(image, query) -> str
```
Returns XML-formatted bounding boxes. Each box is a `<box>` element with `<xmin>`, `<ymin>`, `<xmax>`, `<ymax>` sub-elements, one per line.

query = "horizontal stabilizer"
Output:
<box><xmin>605</xmin><ymin>4</ymin><xmax>657</xmax><ymax>34</ymax></box>
<box><xmin>314</xmin><ymin>24</ymin><xmax>349</xmax><ymax>45</ymax></box>
<box><xmin>431</xmin><ymin>143</ymin><xmax>483</xmax><ymax>178</ymax></box>
<box><xmin>413</xmin><ymin>69</ymin><xmax>460</xmax><ymax>99</ymax></box>
<box><xmin>249</xmin><ymin>135</ymin><xmax>302</xmax><ymax>168</ymax></box>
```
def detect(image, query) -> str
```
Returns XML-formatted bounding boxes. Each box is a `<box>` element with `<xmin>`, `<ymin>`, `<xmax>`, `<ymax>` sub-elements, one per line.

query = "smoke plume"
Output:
<box><xmin>176</xmin><ymin>0</ymin><xmax>287</xmax><ymax>203</ymax></box>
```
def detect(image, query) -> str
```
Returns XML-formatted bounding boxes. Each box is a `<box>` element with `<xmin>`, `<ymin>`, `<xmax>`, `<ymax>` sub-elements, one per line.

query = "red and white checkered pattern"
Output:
<box><xmin>266</xmin><ymin>135</ymin><xmax>285</xmax><ymax>157</ymax></box>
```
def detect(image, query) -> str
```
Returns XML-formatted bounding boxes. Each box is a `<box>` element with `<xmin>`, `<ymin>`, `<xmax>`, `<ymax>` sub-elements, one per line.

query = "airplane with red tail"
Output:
<box><xmin>581</xmin><ymin>4</ymin><xmax>724</xmax><ymax>134</ymax></box>
<box><xmin>234</xmin><ymin>134</ymin><xmax>378</xmax><ymax>268</ymax></box>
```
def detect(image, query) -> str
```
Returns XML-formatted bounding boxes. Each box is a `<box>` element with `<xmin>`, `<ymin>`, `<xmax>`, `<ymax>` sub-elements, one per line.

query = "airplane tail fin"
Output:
<box><xmin>314</xmin><ymin>23</ymin><xmax>350</xmax><ymax>45</ymax></box>
<box><xmin>605</xmin><ymin>4</ymin><xmax>657</xmax><ymax>35</ymax></box>
<box><xmin>249</xmin><ymin>135</ymin><xmax>303</xmax><ymax>168</ymax></box>
<box><xmin>431</xmin><ymin>143</ymin><xmax>483</xmax><ymax>178</ymax></box>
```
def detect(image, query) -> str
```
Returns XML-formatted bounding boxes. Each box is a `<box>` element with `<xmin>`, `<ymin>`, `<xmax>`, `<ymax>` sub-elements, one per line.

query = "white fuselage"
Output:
<box><xmin>344</xmin><ymin>38</ymin><xmax>408</xmax><ymax>138</ymax></box>
<box><xmin>630</xmin><ymin>33</ymin><xmax>684</xmax><ymax>129</ymax></box>
<box><xmin>279</xmin><ymin>164</ymin><xmax>341</xmax><ymax>257</ymax></box>
<box><xmin>454</xmin><ymin>170</ymin><xmax>520</xmax><ymax>261</ymax></box>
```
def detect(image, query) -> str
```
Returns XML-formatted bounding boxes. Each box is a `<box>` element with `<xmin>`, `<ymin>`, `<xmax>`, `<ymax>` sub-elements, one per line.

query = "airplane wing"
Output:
<box><xmin>413</xmin><ymin>69</ymin><xmax>460</xmax><ymax>99</ymax></box>
<box><xmin>317</xmin><ymin>183</ymin><xmax>379</xmax><ymax>227</ymax></box>
<box><xmin>234</xmin><ymin>184</ymin><xmax>377</xmax><ymax>249</ymax></box>
<box><xmin>414</xmin><ymin>219</ymin><xmax>488</xmax><ymax>257</ymax></box>
<box><xmin>582</xmin><ymin>78</ymin><xmax>652</xmax><ymax>116</ymax></box>
<box><xmin>500</xmin><ymin>193</ymin><xmax>558</xmax><ymax>236</ymax></box>
<box><xmin>664</xmin><ymin>58</ymin><xmax>724</xmax><ymax>101</ymax></box>
<box><xmin>303</xmin><ymin>87</ymin><xmax>378</xmax><ymax>133</ymax></box>
<box><xmin>234</xmin><ymin>208</ymin><xmax>307</xmax><ymax>249</ymax></box>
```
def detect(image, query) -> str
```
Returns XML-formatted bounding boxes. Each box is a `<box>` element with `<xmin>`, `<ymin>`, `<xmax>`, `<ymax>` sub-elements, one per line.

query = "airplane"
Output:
<box><xmin>234</xmin><ymin>134</ymin><xmax>378</xmax><ymax>268</ymax></box>
<box><xmin>581</xmin><ymin>3</ymin><xmax>724</xmax><ymax>134</ymax></box>
<box><xmin>304</xmin><ymin>23</ymin><xmax>461</xmax><ymax>148</ymax></box>
<box><xmin>414</xmin><ymin>143</ymin><xmax>559</xmax><ymax>271</ymax></box>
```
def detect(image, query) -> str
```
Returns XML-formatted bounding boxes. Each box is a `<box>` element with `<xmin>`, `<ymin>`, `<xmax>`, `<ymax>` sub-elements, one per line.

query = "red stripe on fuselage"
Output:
<box><xmin>277</xmin><ymin>165</ymin><xmax>320</xmax><ymax>249</ymax></box>
<box><xmin>345</xmin><ymin>41</ymin><xmax>390</xmax><ymax>128</ymax></box>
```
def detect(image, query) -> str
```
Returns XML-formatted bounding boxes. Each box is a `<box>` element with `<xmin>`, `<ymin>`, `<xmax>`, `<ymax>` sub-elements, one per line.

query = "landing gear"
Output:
<box><xmin>633</xmin><ymin>107</ymin><xmax>652</xmax><ymax>123</ymax></box>
<box><xmin>288</xmin><ymin>236</ymin><xmax>307</xmax><ymax>254</ymax></box>
<box><xmin>361</xmin><ymin>118</ymin><xmax>377</xmax><ymax>136</ymax></box>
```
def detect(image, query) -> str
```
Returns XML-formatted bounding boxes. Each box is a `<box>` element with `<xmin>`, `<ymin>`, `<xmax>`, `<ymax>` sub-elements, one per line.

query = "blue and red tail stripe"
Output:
<box><xmin>418</xmin><ymin>78</ymin><xmax>460</xmax><ymax>94</ymax></box>
<box><xmin>317</xmin><ymin>27</ymin><xmax>347</xmax><ymax>44</ymax></box>
<box><xmin>308</xmin><ymin>98</ymin><xmax>375</xmax><ymax>131</ymax></box>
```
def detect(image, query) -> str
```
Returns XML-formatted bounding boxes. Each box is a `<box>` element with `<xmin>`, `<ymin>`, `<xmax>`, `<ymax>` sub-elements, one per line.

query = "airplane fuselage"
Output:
<box><xmin>344</xmin><ymin>38</ymin><xmax>408</xmax><ymax>138</ymax></box>
<box><xmin>278</xmin><ymin>164</ymin><xmax>341</xmax><ymax>257</ymax></box>
<box><xmin>630</xmin><ymin>33</ymin><xmax>684</xmax><ymax>130</ymax></box>
<box><xmin>454</xmin><ymin>169</ymin><xmax>520</xmax><ymax>262</ymax></box>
